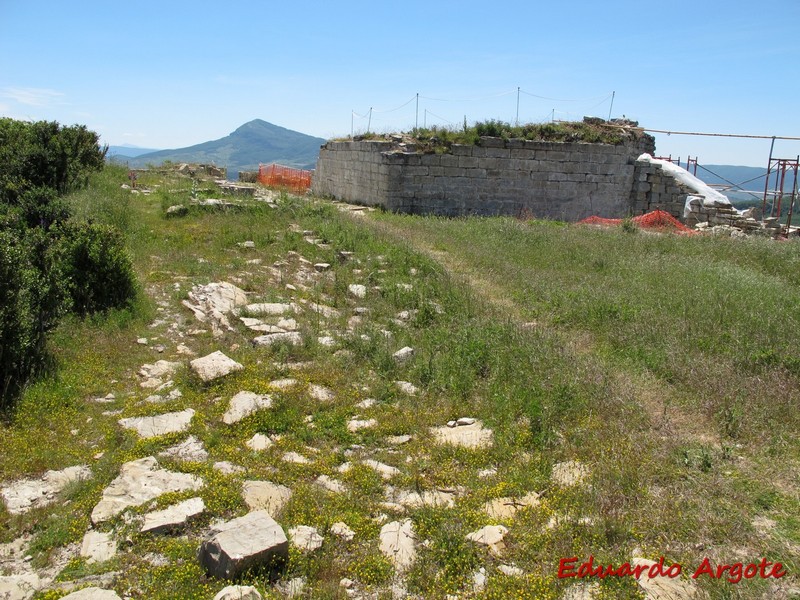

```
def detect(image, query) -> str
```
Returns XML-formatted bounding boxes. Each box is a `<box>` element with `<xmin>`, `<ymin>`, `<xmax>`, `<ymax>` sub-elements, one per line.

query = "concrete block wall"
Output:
<box><xmin>313</xmin><ymin>135</ymin><xmax>655</xmax><ymax>220</ymax></box>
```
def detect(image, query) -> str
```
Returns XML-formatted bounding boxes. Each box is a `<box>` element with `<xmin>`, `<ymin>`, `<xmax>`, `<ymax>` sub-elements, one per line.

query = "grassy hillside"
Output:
<box><xmin>0</xmin><ymin>168</ymin><xmax>797</xmax><ymax>599</ymax></box>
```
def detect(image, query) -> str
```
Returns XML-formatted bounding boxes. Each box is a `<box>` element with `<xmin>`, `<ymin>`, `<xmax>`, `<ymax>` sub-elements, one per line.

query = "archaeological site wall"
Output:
<box><xmin>313</xmin><ymin>134</ymin><xmax>658</xmax><ymax>220</ymax></box>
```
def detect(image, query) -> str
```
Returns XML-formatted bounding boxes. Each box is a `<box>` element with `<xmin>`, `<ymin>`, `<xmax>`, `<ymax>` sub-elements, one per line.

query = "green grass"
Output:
<box><xmin>0</xmin><ymin>165</ymin><xmax>797</xmax><ymax>599</ymax></box>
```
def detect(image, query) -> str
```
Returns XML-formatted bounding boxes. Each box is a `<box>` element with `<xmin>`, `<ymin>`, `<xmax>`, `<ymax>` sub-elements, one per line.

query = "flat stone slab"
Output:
<box><xmin>199</xmin><ymin>510</ymin><xmax>288</xmax><ymax>580</ymax></box>
<box><xmin>244</xmin><ymin>303</ymin><xmax>294</xmax><ymax>316</ymax></box>
<box><xmin>0</xmin><ymin>574</ymin><xmax>41</xmax><ymax>599</ymax></box>
<box><xmin>61</xmin><ymin>588</ymin><xmax>123</xmax><ymax>600</ymax></box>
<box><xmin>159</xmin><ymin>436</ymin><xmax>209</xmax><ymax>462</ymax></box>
<box><xmin>484</xmin><ymin>492</ymin><xmax>541</xmax><ymax>519</ymax></box>
<box><xmin>632</xmin><ymin>558</ymin><xmax>698</xmax><ymax>599</ymax></box>
<box><xmin>431</xmin><ymin>420</ymin><xmax>493</xmax><ymax>448</ymax></box>
<box><xmin>363</xmin><ymin>460</ymin><xmax>401</xmax><ymax>480</ymax></box>
<box><xmin>1</xmin><ymin>465</ymin><xmax>91</xmax><ymax>515</ymax></box>
<box><xmin>241</xmin><ymin>480</ymin><xmax>292</xmax><ymax>516</ymax></box>
<box><xmin>80</xmin><ymin>530</ymin><xmax>117</xmax><ymax>564</ymax></box>
<box><xmin>348</xmin><ymin>284</ymin><xmax>367</xmax><ymax>298</ymax></box>
<box><xmin>91</xmin><ymin>456</ymin><xmax>203</xmax><ymax>524</ymax></box>
<box><xmin>391</xmin><ymin>488</ymin><xmax>455</xmax><ymax>509</ymax></box>
<box><xmin>308</xmin><ymin>384</ymin><xmax>334</xmax><ymax>402</ymax></box>
<box><xmin>466</xmin><ymin>525</ymin><xmax>507</xmax><ymax>557</ymax></box>
<box><xmin>395</xmin><ymin>381</ymin><xmax>418</xmax><ymax>395</ymax></box>
<box><xmin>223</xmin><ymin>391</ymin><xmax>272</xmax><ymax>424</ymax></box>
<box><xmin>119</xmin><ymin>408</ymin><xmax>194</xmax><ymax>438</ymax></box>
<box><xmin>183</xmin><ymin>282</ymin><xmax>249</xmax><ymax>336</ymax></box>
<box><xmin>245</xmin><ymin>433</ymin><xmax>273</xmax><ymax>451</ymax></box>
<box><xmin>252</xmin><ymin>332</ymin><xmax>303</xmax><ymax>347</ymax></box>
<box><xmin>141</xmin><ymin>497</ymin><xmax>205</xmax><ymax>534</ymax></box>
<box><xmin>347</xmin><ymin>418</ymin><xmax>377</xmax><ymax>432</ymax></box>
<box><xmin>139</xmin><ymin>360</ymin><xmax>181</xmax><ymax>388</ymax></box>
<box><xmin>379</xmin><ymin>519</ymin><xmax>416</xmax><ymax>571</ymax></box>
<box><xmin>314</xmin><ymin>475</ymin><xmax>346</xmax><ymax>494</ymax></box>
<box><xmin>214</xmin><ymin>586</ymin><xmax>262</xmax><ymax>600</ymax></box>
<box><xmin>191</xmin><ymin>351</ymin><xmax>243</xmax><ymax>382</ymax></box>
<box><xmin>288</xmin><ymin>526</ymin><xmax>324</xmax><ymax>551</ymax></box>
<box><xmin>392</xmin><ymin>347</ymin><xmax>414</xmax><ymax>363</ymax></box>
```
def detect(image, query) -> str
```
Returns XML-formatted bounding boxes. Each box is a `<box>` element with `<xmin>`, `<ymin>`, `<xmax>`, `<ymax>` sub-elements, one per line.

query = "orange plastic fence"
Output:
<box><xmin>257</xmin><ymin>163</ymin><xmax>312</xmax><ymax>193</ymax></box>
<box><xmin>580</xmin><ymin>210</ymin><xmax>697</xmax><ymax>235</ymax></box>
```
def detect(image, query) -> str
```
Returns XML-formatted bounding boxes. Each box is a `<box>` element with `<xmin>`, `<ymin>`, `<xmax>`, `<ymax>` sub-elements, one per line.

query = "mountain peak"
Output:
<box><xmin>118</xmin><ymin>120</ymin><xmax>326</xmax><ymax>173</ymax></box>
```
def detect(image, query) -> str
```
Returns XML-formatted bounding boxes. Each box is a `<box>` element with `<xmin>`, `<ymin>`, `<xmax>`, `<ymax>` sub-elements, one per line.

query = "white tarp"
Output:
<box><xmin>637</xmin><ymin>154</ymin><xmax>737</xmax><ymax>218</ymax></box>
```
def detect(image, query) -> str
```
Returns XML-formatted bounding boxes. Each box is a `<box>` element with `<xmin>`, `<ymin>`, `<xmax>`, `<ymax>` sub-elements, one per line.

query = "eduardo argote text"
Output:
<box><xmin>558</xmin><ymin>555</ymin><xmax>787</xmax><ymax>584</ymax></box>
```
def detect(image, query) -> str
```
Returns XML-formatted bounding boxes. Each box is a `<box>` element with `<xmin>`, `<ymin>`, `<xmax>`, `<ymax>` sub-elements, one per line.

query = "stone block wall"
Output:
<box><xmin>313</xmin><ymin>135</ymin><xmax>655</xmax><ymax>220</ymax></box>
<box><xmin>629</xmin><ymin>159</ymin><xmax>694</xmax><ymax>219</ymax></box>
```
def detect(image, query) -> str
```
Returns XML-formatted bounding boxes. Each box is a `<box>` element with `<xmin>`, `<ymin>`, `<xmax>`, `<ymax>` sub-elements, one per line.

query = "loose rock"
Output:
<box><xmin>190</xmin><ymin>351</ymin><xmax>243</xmax><ymax>382</ymax></box>
<box><xmin>241</xmin><ymin>480</ymin><xmax>292</xmax><ymax>516</ymax></box>
<box><xmin>223</xmin><ymin>391</ymin><xmax>272</xmax><ymax>425</ymax></box>
<box><xmin>91</xmin><ymin>457</ymin><xmax>203</xmax><ymax>524</ymax></box>
<box><xmin>118</xmin><ymin>408</ymin><xmax>194</xmax><ymax>439</ymax></box>
<box><xmin>80</xmin><ymin>531</ymin><xmax>117</xmax><ymax>564</ymax></box>
<box><xmin>141</xmin><ymin>497</ymin><xmax>205</xmax><ymax>534</ymax></box>
<box><xmin>379</xmin><ymin>519</ymin><xmax>416</xmax><ymax>571</ymax></box>
<box><xmin>288</xmin><ymin>526</ymin><xmax>324</xmax><ymax>551</ymax></box>
<box><xmin>213</xmin><ymin>586</ymin><xmax>262</xmax><ymax>600</ymax></box>
<box><xmin>431</xmin><ymin>420</ymin><xmax>493</xmax><ymax>448</ymax></box>
<box><xmin>198</xmin><ymin>511</ymin><xmax>288</xmax><ymax>580</ymax></box>
<box><xmin>1</xmin><ymin>465</ymin><xmax>91</xmax><ymax>515</ymax></box>
<box><xmin>159</xmin><ymin>436</ymin><xmax>209</xmax><ymax>462</ymax></box>
<box><xmin>466</xmin><ymin>525</ymin><xmax>507</xmax><ymax>557</ymax></box>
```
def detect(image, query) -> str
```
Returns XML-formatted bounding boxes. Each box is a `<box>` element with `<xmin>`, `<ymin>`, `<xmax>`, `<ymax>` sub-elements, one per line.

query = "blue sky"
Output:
<box><xmin>1</xmin><ymin>0</ymin><xmax>798</xmax><ymax>167</ymax></box>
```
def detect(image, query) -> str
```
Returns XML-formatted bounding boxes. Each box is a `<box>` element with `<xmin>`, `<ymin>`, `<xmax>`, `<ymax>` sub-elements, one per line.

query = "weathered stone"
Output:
<box><xmin>288</xmin><ymin>526</ymin><xmax>324</xmax><ymax>551</ymax></box>
<box><xmin>252</xmin><ymin>332</ymin><xmax>302</xmax><ymax>347</ymax></box>
<box><xmin>632</xmin><ymin>557</ymin><xmax>697</xmax><ymax>599</ymax></box>
<box><xmin>308</xmin><ymin>384</ymin><xmax>334</xmax><ymax>402</ymax></box>
<box><xmin>245</xmin><ymin>433</ymin><xmax>273</xmax><ymax>451</ymax></box>
<box><xmin>214</xmin><ymin>461</ymin><xmax>246</xmax><ymax>475</ymax></box>
<box><xmin>184</xmin><ymin>282</ymin><xmax>249</xmax><ymax>336</ymax></box>
<box><xmin>363</xmin><ymin>460</ymin><xmax>400</xmax><ymax>480</ymax></box>
<box><xmin>561</xmin><ymin>583</ymin><xmax>600</xmax><ymax>600</ymax></box>
<box><xmin>395</xmin><ymin>381</ymin><xmax>418</xmax><ymax>395</ymax></box>
<box><xmin>139</xmin><ymin>360</ymin><xmax>181</xmax><ymax>388</ymax></box>
<box><xmin>379</xmin><ymin>519</ymin><xmax>416</xmax><ymax>571</ymax></box>
<box><xmin>60</xmin><ymin>588</ymin><xmax>123</xmax><ymax>600</ymax></box>
<box><xmin>268</xmin><ymin>378</ymin><xmax>299</xmax><ymax>390</ymax></box>
<box><xmin>392</xmin><ymin>347</ymin><xmax>414</xmax><ymax>363</ymax></box>
<box><xmin>166</xmin><ymin>204</ymin><xmax>188</xmax><ymax>216</ymax></box>
<box><xmin>91</xmin><ymin>457</ymin><xmax>203</xmax><ymax>524</ymax></box>
<box><xmin>1</xmin><ymin>465</ymin><xmax>91</xmax><ymax>515</ymax></box>
<box><xmin>80</xmin><ymin>530</ymin><xmax>117</xmax><ymax>564</ymax></box>
<box><xmin>314</xmin><ymin>475</ymin><xmax>346</xmax><ymax>494</ymax></box>
<box><xmin>484</xmin><ymin>492</ymin><xmax>540</xmax><ymax>519</ymax></box>
<box><xmin>118</xmin><ymin>408</ymin><xmax>194</xmax><ymax>438</ymax></box>
<box><xmin>431</xmin><ymin>420</ymin><xmax>493</xmax><ymax>448</ymax></box>
<box><xmin>347</xmin><ymin>418</ymin><xmax>377</xmax><ymax>432</ymax></box>
<box><xmin>386</xmin><ymin>434</ymin><xmax>412</xmax><ymax>446</ymax></box>
<box><xmin>392</xmin><ymin>488</ymin><xmax>455</xmax><ymax>508</ymax></box>
<box><xmin>213</xmin><ymin>586</ymin><xmax>262</xmax><ymax>600</ymax></box>
<box><xmin>159</xmin><ymin>436</ymin><xmax>209</xmax><ymax>462</ymax></box>
<box><xmin>313</xmin><ymin>263</ymin><xmax>331</xmax><ymax>272</ymax></box>
<box><xmin>552</xmin><ymin>461</ymin><xmax>588</xmax><ymax>487</ymax></box>
<box><xmin>348</xmin><ymin>284</ymin><xmax>367</xmax><ymax>298</ymax></box>
<box><xmin>241</xmin><ymin>481</ymin><xmax>291</xmax><ymax>516</ymax></box>
<box><xmin>330</xmin><ymin>522</ymin><xmax>355</xmax><ymax>542</ymax></box>
<box><xmin>276</xmin><ymin>577</ymin><xmax>306</xmax><ymax>598</ymax></box>
<box><xmin>198</xmin><ymin>511</ymin><xmax>288</xmax><ymax>580</ymax></box>
<box><xmin>0</xmin><ymin>574</ymin><xmax>41</xmax><ymax>600</ymax></box>
<box><xmin>244</xmin><ymin>303</ymin><xmax>293</xmax><ymax>316</ymax></box>
<box><xmin>223</xmin><ymin>391</ymin><xmax>272</xmax><ymax>424</ymax></box>
<box><xmin>466</xmin><ymin>525</ymin><xmax>507</xmax><ymax>556</ymax></box>
<box><xmin>190</xmin><ymin>351</ymin><xmax>243</xmax><ymax>382</ymax></box>
<box><xmin>141</xmin><ymin>497</ymin><xmax>205</xmax><ymax>534</ymax></box>
<box><xmin>282</xmin><ymin>452</ymin><xmax>310</xmax><ymax>465</ymax></box>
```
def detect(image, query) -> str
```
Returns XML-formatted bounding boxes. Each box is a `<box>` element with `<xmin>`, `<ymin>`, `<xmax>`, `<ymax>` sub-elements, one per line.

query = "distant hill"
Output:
<box><xmin>107</xmin><ymin>145</ymin><xmax>161</xmax><ymax>159</ymax></box>
<box><xmin>694</xmin><ymin>164</ymin><xmax>798</xmax><ymax>202</ymax></box>
<box><xmin>122</xmin><ymin>120</ymin><xmax>325</xmax><ymax>175</ymax></box>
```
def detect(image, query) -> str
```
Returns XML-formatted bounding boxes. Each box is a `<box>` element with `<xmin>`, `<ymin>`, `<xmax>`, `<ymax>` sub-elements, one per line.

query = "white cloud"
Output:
<box><xmin>1</xmin><ymin>87</ymin><xmax>65</xmax><ymax>107</ymax></box>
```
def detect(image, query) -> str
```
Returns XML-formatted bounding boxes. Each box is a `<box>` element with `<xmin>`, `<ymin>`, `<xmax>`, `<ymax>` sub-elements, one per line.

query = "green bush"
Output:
<box><xmin>0</xmin><ymin>229</ymin><xmax>68</xmax><ymax>409</ymax></box>
<box><xmin>55</xmin><ymin>222</ymin><xmax>138</xmax><ymax>316</ymax></box>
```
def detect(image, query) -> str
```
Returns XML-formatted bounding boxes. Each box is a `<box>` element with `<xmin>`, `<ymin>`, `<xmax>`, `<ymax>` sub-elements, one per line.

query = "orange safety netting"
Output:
<box><xmin>580</xmin><ymin>209</ymin><xmax>697</xmax><ymax>235</ymax></box>
<box><xmin>257</xmin><ymin>163</ymin><xmax>312</xmax><ymax>193</ymax></box>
